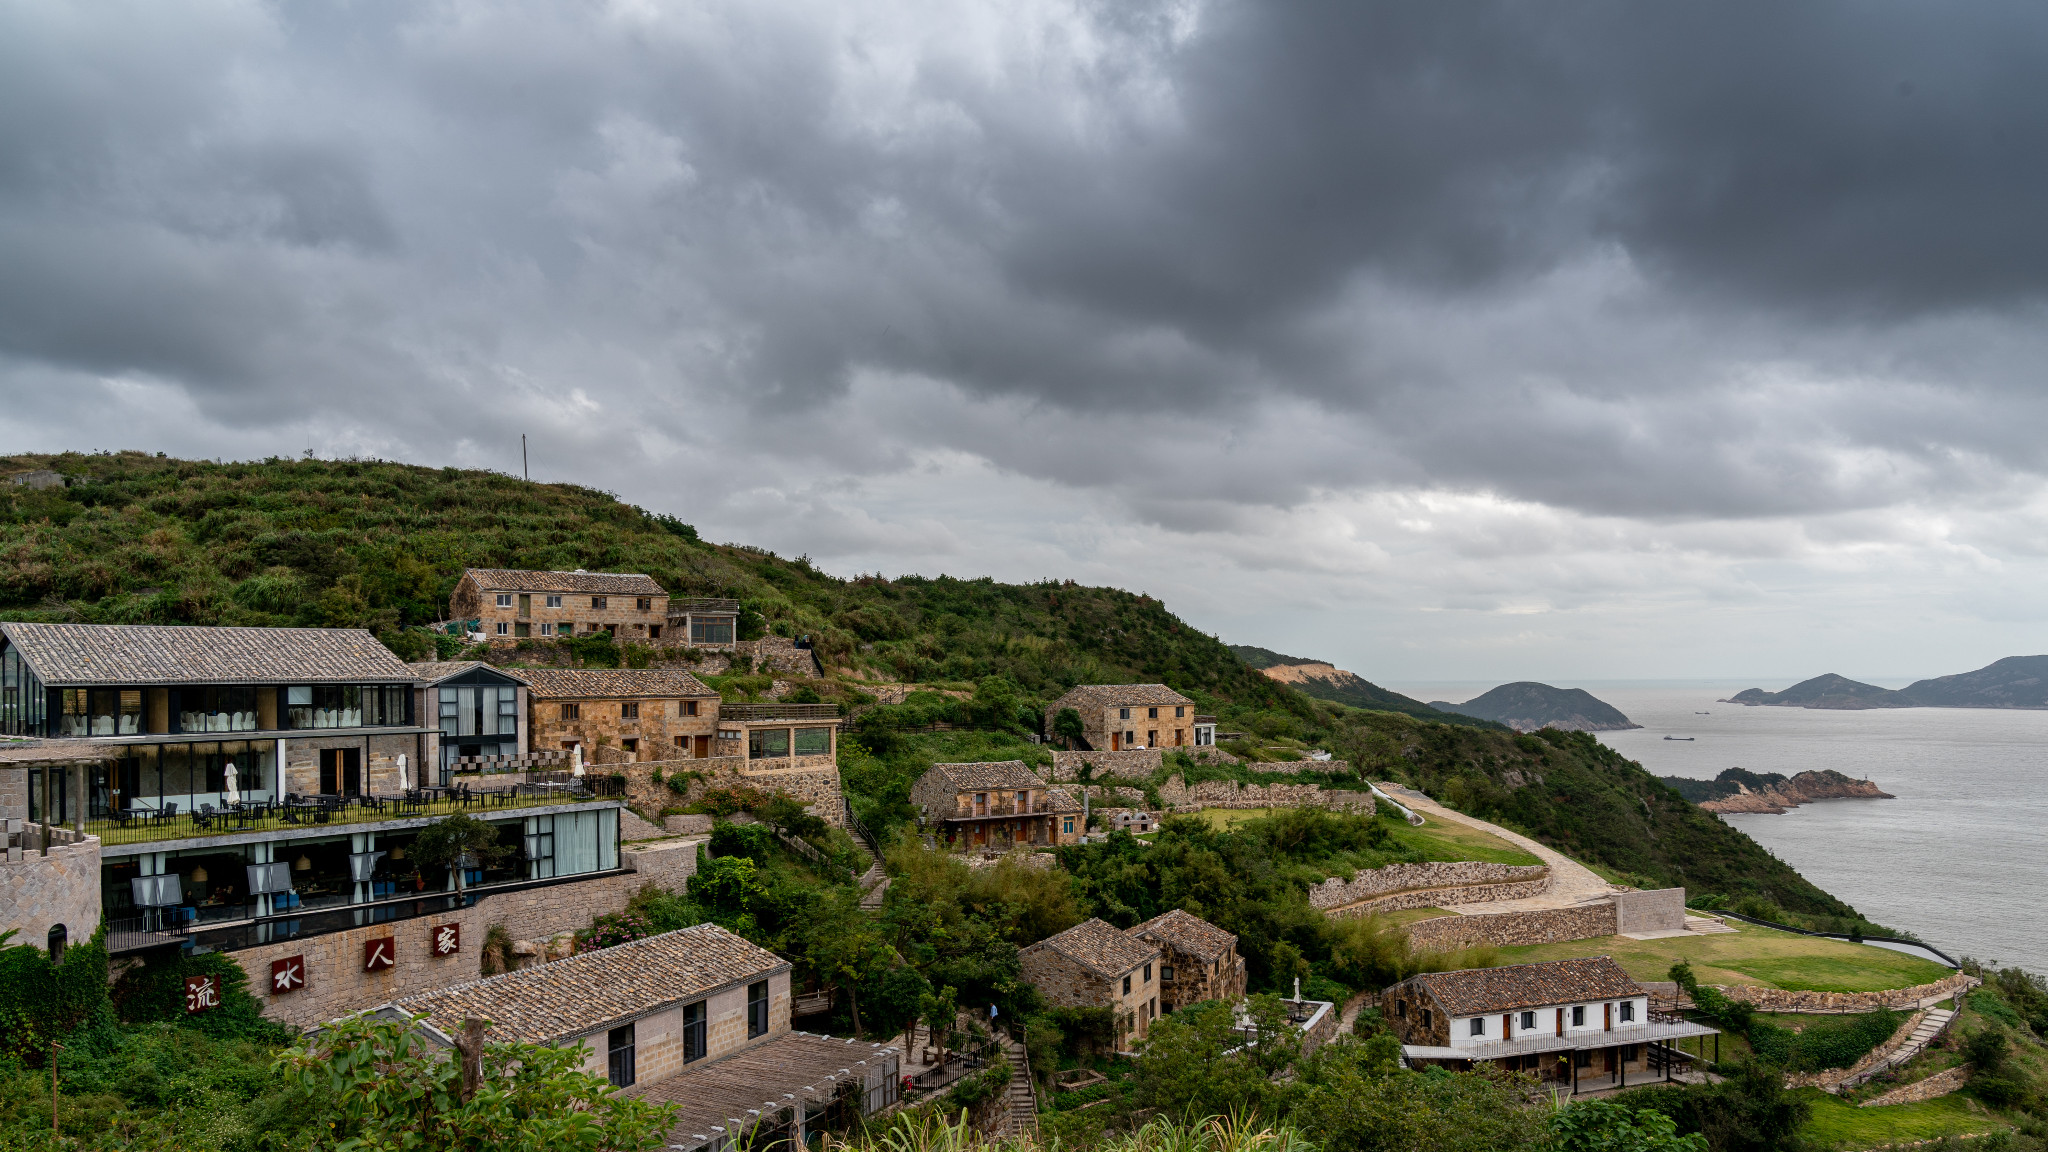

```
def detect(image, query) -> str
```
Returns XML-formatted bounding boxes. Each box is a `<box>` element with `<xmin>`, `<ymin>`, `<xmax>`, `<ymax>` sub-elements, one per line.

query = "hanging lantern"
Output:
<box><xmin>389</xmin><ymin>844</ymin><xmax>406</xmax><ymax>860</ymax></box>
<box><xmin>293</xmin><ymin>854</ymin><xmax>313</xmax><ymax>871</ymax></box>
<box><xmin>189</xmin><ymin>863</ymin><xmax>208</xmax><ymax>884</ymax></box>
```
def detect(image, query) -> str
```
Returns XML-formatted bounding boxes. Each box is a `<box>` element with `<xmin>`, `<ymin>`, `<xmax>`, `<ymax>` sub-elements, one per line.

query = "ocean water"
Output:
<box><xmin>1384</xmin><ymin>680</ymin><xmax>2048</xmax><ymax>973</ymax></box>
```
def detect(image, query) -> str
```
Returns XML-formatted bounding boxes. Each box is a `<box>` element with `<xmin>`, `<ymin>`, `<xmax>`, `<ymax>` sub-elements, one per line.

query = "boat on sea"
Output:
<box><xmin>1663</xmin><ymin>736</ymin><xmax>1695</xmax><ymax>741</ymax></box>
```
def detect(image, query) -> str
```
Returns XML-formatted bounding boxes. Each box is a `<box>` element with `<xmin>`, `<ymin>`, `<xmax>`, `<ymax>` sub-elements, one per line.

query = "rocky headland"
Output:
<box><xmin>1429</xmin><ymin>681</ymin><xmax>1641</xmax><ymax>732</ymax></box>
<box><xmin>1727</xmin><ymin>655</ymin><xmax>2048</xmax><ymax>709</ymax></box>
<box><xmin>1661</xmin><ymin>767</ymin><xmax>1894</xmax><ymax>814</ymax></box>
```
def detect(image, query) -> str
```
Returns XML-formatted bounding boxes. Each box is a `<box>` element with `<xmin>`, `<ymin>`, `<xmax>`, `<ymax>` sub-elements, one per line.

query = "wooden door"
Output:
<box><xmin>1110</xmin><ymin>732</ymin><xmax>1121</xmax><ymax>750</ymax></box>
<box><xmin>1603</xmin><ymin>1048</ymin><xmax>1616</xmax><ymax>1073</ymax></box>
<box><xmin>693</xmin><ymin>735</ymin><xmax>710</xmax><ymax>758</ymax></box>
<box><xmin>322</xmin><ymin>749</ymin><xmax>362</xmax><ymax>796</ymax></box>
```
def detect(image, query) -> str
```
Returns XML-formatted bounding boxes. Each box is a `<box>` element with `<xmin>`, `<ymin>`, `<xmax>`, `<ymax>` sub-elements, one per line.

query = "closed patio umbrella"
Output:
<box><xmin>396</xmin><ymin>753</ymin><xmax>409</xmax><ymax>792</ymax></box>
<box><xmin>223</xmin><ymin>761</ymin><xmax>240</xmax><ymax>806</ymax></box>
<box><xmin>572</xmin><ymin>745</ymin><xmax>584</xmax><ymax>777</ymax></box>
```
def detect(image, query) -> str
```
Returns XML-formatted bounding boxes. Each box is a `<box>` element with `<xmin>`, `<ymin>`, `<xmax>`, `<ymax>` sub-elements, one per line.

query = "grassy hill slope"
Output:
<box><xmin>0</xmin><ymin>451</ymin><xmax>1868</xmax><ymax>927</ymax></box>
<box><xmin>1227</xmin><ymin>643</ymin><xmax>1498</xmax><ymax>728</ymax></box>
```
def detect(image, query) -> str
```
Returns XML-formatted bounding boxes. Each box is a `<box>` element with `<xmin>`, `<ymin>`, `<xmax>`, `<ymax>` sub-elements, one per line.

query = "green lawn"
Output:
<box><xmin>1192</xmin><ymin>806</ymin><xmax>1541</xmax><ymax>867</ymax></box>
<box><xmin>1797</xmin><ymin>1088</ymin><xmax>2004</xmax><ymax>1149</ymax></box>
<box><xmin>1495</xmin><ymin>920</ymin><xmax>1952</xmax><ymax>992</ymax></box>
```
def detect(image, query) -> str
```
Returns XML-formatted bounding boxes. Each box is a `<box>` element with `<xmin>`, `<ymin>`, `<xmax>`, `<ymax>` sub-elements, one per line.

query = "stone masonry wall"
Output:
<box><xmin>1</xmin><ymin>764</ymin><xmax>26</xmax><ymax>821</ymax></box>
<box><xmin>1405</xmin><ymin>902</ymin><xmax>1620</xmax><ymax>952</ymax></box>
<box><xmin>1861</xmin><ymin>1064</ymin><xmax>1971</xmax><ymax>1108</ymax></box>
<box><xmin>1613</xmin><ymin>887</ymin><xmax>1688</xmax><ymax>934</ymax></box>
<box><xmin>1716</xmin><ymin>973</ymin><xmax>1977</xmax><ymax>1014</ymax></box>
<box><xmin>617</xmin><ymin>757</ymin><xmax>844</xmax><ymax>826</ymax></box>
<box><xmin>1049</xmin><ymin>750</ymin><xmax>1162</xmax><ymax>780</ymax></box>
<box><xmin>0</xmin><ymin>829</ymin><xmax>100</xmax><ymax>947</ymax></box>
<box><xmin>1307</xmin><ymin>862</ymin><xmax>1549</xmax><ymax>910</ymax></box>
<box><xmin>1155</xmin><ymin>776</ymin><xmax>1373</xmax><ymax>813</ymax></box>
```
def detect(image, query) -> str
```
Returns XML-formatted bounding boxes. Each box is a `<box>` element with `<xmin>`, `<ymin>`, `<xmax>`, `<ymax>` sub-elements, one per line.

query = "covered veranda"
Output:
<box><xmin>1402</xmin><ymin>1014</ymin><xmax>1722</xmax><ymax>1094</ymax></box>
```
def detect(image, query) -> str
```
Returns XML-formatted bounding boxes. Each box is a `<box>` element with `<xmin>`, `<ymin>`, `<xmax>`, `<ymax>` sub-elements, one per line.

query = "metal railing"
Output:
<box><xmin>843</xmin><ymin>796</ymin><xmax>881</xmax><ymax>857</ymax></box>
<box><xmin>719</xmin><ymin>703</ymin><xmax>841</xmax><ymax>721</ymax></box>
<box><xmin>86</xmin><ymin>787</ymin><xmax>616</xmax><ymax>847</ymax></box>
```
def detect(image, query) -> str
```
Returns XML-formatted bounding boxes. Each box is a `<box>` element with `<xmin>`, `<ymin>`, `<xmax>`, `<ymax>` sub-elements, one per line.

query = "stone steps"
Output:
<box><xmin>1002</xmin><ymin>1036</ymin><xmax>1039</xmax><ymax>1138</ymax></box>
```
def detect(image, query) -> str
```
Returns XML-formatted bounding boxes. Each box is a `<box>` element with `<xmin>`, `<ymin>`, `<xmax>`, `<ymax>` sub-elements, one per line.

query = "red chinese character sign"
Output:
<box><xmin>184</xmin><ymin>974</ymin><xmax>220</xmax><ymax>1014</ymax></box>
<box><xmin>271</xmin><ymin>955</ymin><xmax>306</xmax><ymax>994</ymax></box>
<box><xmin>431</xmin><ymin>923</ymin><xmax>460</xmax><ymax>957</ymax></box>
<box><xmin>363</xmin><ymin>936</ymin><xmax>396</xmax><ymax>972</ymax></box>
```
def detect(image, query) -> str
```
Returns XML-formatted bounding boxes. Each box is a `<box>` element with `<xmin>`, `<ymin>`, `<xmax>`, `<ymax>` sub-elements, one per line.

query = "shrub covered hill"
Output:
<box><xmin>0</xmin><ymin>451</ymin><xmax>1858</xmax><ymax>923</ymax></box>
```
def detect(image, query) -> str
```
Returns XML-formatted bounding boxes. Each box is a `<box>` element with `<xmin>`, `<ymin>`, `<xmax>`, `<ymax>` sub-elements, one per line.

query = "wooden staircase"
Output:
<box><xmin>1001</xmin><ymin>1035</ymin><xmax>1039</xmax><ymax>1138</ymax></box>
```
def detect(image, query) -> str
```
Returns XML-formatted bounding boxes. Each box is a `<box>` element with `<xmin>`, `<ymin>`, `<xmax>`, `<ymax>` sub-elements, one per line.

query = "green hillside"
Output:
<box><xmin>1226</xmin><ymin>643</ymin><xmax>1496</xmax><ymax>727</ymax></box>
<box><xmin>0</xmin><ymin>451</ymin><xmax>1866</xmax><ymax>925</ymax></box>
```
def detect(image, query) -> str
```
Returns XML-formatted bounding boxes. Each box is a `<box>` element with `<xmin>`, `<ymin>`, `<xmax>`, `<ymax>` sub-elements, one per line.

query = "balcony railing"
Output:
<box><xmin>719</xmin><ymin>703</ymin><xmax>841</xmax><ymax>721</ymax></box>
<box><xmin>87</xmin><ymin>785</ymin><xmax>618</xmax><ymax>848</ymax></box>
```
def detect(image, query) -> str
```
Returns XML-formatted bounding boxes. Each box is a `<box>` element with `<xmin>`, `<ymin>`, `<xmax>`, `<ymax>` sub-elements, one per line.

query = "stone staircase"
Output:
<box><xmin>1880</xmin><ymin>1008</ymin><xmax>1956</xmax><ymax>1074</ymax></box>
<box><xmin>847</xmin><ymin>797</ymin><xmax>891</xmax><ymax>909</ymax></box>
<box><xmin>1001</xmin><ymin>1035</ymin><xmax>1039</xmax><ymax>1138</ymax></box>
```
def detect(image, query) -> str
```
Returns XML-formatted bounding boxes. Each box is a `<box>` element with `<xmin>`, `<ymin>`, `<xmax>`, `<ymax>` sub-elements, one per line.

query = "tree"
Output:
<box><xmin>411</xmin><ymin>813</ymin><xmax>515</xmax><ymax>899</ymax></box>
<box><xmin>1054</xmin><ymin>708</ymin><xmax>1086</xmax><ymax>749</ymax></box>
<box><xmin>1548</xmin><ymin>1098</ymin><xmax>1709</xmax><ymax>1152</ymax></box>
<box><xmin>279</xmin><ymin>1010</ymin><xmax>676</xmax><ymax>1151</ymax></box>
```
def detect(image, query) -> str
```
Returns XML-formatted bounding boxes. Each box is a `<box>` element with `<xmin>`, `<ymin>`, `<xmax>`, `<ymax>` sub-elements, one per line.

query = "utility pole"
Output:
<box><xmin>522</xmin><ymin>434</ymin><xmax>529</xmax><ymax>481</ymax></box>
<box><xmin>51</xmin><ymin>1041</ymin><xmax>62</xmax><ymax>1133</ymax></box>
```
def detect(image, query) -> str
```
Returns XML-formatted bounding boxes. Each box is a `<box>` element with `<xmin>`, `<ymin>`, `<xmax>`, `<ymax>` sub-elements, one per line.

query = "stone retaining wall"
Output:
<box><xmin>1861</xmin><ymin>1064</ymin><xmax>1970</xmax><ymax>1107</ymax></box>
<box><xmin>1716</xmin><ymin>972</ymin><xmax>1976</xmax><ymax>1014</ymax></box>
<box><xmin>1156</xmin><ymin>776</ymin><xmax>1373</xmax><ymax>812</ymax></box>
<box><xmin>1308</xmin><ymin>862</ymin><xmax>1548</xmax><ymax>910</ymax></box>
<box><xmin>1050</xmin><ymin>750</ymin><xmax>1162</xmax><ymax>779</ymax></box>
<box><xmin>619</xmin><ymin>757</ymin><xmax>845</xmax><ymax>826</ymax></box>
<box><xmin>1405</xmin><ymin>902</ymin><xmax>1619</xmax><ymax>952</ymax></box>
<box><xmin>0</xmin><ymin>828</ymin><xmax>100</xmax><ymax>948</ymax></box>
<box><xmin>1322</xmin><ymin>880</ymin><xmax>1552</xmax><ymax>919</ymax></box>
<box><xmin>1785</xmin><ymin>1011</ymin><xmax>1928</xmax><ymax>1092</ymax></box>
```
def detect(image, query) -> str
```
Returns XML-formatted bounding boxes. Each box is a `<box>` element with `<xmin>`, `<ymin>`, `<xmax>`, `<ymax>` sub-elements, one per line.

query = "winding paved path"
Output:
<box><xmin>1373</xmin><ymin>783</ymin><xmax>1621</xmax><ymax>914</ymax></box>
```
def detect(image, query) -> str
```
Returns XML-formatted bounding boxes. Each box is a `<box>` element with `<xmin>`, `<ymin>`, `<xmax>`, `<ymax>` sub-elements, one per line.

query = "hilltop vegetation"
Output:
<box><xmin>1</xmin><ymin>451</ymin><xmax>1861</xmax><ymax>923</ymax></box>
<box><xmin>1227</xmin><ymin>644</ymin><xmax>1495</xmax><ymax>728</ymax></box>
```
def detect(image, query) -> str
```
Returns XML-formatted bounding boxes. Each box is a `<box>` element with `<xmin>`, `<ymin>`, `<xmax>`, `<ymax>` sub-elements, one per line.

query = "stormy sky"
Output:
<box><xmin>6</xmin><ymin>0</ymin><xmax>2048</xmax><ymax>682</ymax></box>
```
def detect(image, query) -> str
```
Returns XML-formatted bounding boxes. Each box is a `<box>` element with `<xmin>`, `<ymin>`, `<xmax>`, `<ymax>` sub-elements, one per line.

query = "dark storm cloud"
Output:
<box><xmin>3</xmin><ymin>0</ymin><xmax>2048</xmax><ymax>527</ymax></box>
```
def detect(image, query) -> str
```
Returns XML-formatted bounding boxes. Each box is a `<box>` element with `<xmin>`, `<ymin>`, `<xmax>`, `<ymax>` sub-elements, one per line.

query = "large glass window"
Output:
<box><xmin>178</xmin><ymin>686</ymin><xmax>257</xmax><ymax>733</ymax></box>
<box><xmin>690</xmin><ymin>617</ymin><xmax>735</xmax><ymax>644</ymax></box>
<box><xmin>361</xmin><ymin>685</ymin><xmax>409</xmax><ymax>727</ymax></box>
<box><xmin>793</xmin><ymin>727</ymin><xmax>831</xmax><ymax>756</ymax></box>
<box><xmin>683</xmin><ymin>1002</ymin><xmax>707</xmax><ymax>1063</ymax></box>
<box><xmin>748</xmin><ymin>980</ymin><xmax>769</xmax><ymax>1038</ymax></box>
<box><xmin>439</xmin><ymin>685</ymin><xmax>514</xmax><ymax>737</ymax></box>
<box><xmin>57</xmin><ymin>687</ymin><xmax>137</xmax><ymax>736</ymax></box>
<box><xmin>748</xmin><ymin>728</ymin><xmax>790</xmax><ymax>759</ymax></box>
<box><xmin>287</xmin><ymin>685</ymin><xmax>399</xmax><ymax>729</ymax></box>
<box><xmin>607</xmin><ymin>1024</ymin><xmax>636</xmax><ymax>1087</ymax></box>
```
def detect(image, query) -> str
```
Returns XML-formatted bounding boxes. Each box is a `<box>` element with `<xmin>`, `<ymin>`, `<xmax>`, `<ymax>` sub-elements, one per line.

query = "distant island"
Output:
<box><xmin>1428</xmin><ymin>681</ymin><xmax>1641</xmax><ymax>733</ymax></box>
<box><xmin>1726</xmin><ymin>654</ymin><xmax>2048</xmax><ymax>710</ymax></box>
<box><xmin>1662</xmin><ymin>767</ymin><xmax>1894</xmax><ymax>814</ymax></box>
<box><xmin>1229</xmin><ymin>645</ymin><xmax>1503</xmax><ymax>729</ymax></box>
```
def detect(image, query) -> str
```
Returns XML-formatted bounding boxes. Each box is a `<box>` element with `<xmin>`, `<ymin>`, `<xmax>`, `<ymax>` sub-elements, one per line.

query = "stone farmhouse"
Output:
<box><xmin>513</xmin><ymin>668</ymin><xmax>724</xmax><ymax>762</ymax></box>
<box><xmin>450</xmin><ymin>568</ymin><xmax>670</xmax><ymax>645</ymax></box>
<box><xmin>0</xmin><ymin>622</ymin><xmax>686</xmax><ymax>1033</ymax></box>
<box><xmin>1045</xmin><ymin>684</ymin><xmax>1198</xmax><ymax>751</ymax></box>
<box><xmin>1127</xmin><ymin>909</ymin><xmax>1247</xmax><ymax>1012</ymax></box>
<box><xmin>1382</xmin><ymin>956</ymin><xmax>1718</xmax><ymax>1093</ymax></box>
<box><xmin>909</xmin><ymin>760</ymin><xmax>1083</xmax><ymax>850</ymax></box>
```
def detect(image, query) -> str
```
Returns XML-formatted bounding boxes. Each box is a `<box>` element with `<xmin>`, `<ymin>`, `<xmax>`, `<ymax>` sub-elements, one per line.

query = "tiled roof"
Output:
<box><xmin>462</xmin><ymin>568</ymin><xmax>666</xmax><ymax>596</ymax></box>
<box><xmin>1128</xmin><ymin>909</ymin><xmax>1237</xmax><ymax>962</ymax></box>
<box><xmin>1027</xmin><ymin>917</ymin><xmax>1158</xmax><ymax>979</ymax></box>
<box><xmin>407</xmin><ymin>661</ymin><xmax>525</xmax><ymax>685</ymax></box>
<box><xmin>0</xmin><ymin>739</ymin><xmax>119</xmax><ymax>764</ymax></box>
<box><xmin>927</xmin><ymin>760</ymin><xmax>1048</xmax><ymax>790</ymax></box>
<box><xmin>1406</xmin><ymin>957</ymin><xmax>1642</xmax><ymax>1017</ymax></box>
<box><xmin>0</xmin><ymin>623</ymin><xmax>415</xmax><ymax>686</ymax></box>
<box><xmin>1040</xmin><ymin>787</ymin><xmax>1084</xmax><ymax>813</ymax></box>
<box><xmin>392</xmin><ymin>924</ymin><xmax>787</xmax><ymax>1045</ymax></box>
<box><xmin>1053</xmin><ymin>684</ymin><xmax>1195</xmax><ymax>709</ymax></box>
<box><xmin>507</xmin><ymin>667</ymin><xmax>719</xmax><ymax>698</ymax></box>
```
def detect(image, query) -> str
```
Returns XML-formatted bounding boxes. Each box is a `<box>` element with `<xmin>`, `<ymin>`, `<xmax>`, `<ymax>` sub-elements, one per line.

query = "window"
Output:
<box><xmin>683</xmin><ymin>1001</ymin><xmax>707</xmax><ymax>1063</ymax></box>
<box><xmin>1421</xmin><ymin>1009</ymin><xmax>1432</xmax><ymax>1028</ymax></box>
<box><xmin>514</xmin><ymin>622</ymin><xmax>530</xmax><ymax>638</ymax></box>
<box><xmin>1147</xmin><ymin>707</ymin><xmax>1158</xmax><ymax>719</ymax></box>
<box><xmin>496</xmin><ymin>593</ymin><xmax>512</xmax><ymax>608</ymax></box>
<box><xmin>62</xmin><ymin>688</ymin><xmax>145</xmax><ymax>737</ymax></box>
<box><xmin>495</xmin><ymin>622</ymin><xmax>509</xmax><ymax>635</ymax></box>
<box><xmin>1619</xmin><ymin>1044</ymin><xmax>1639</xmax><ymax>1063</ymax></box>
<box><xmin>621</xmin><ymin>738</ymin><xmax>637</xmax><ymax>755</ymax></box>
<box><xmin>637</xmin><ymin>597</ymin><xmax>652</xmax><ymax>611</ymax></box>
<box><xmin>1062</xmin><ymin>817</ymin><xmax>1074</xmax><ymax>834</ymax></box>
<box><xmin>546</xmin><ymin>594</ymin><xmax>562</xmax><ymax>608</ymax></box>
<box><xmin>748</xmin><ymin>980</ymin><xmax>770</xmax><ymax>1038</ymax></box>
<box><xmin>1147</xmin><ymin>730</ymin><xmax>1158</xmax><ymax>746</ymax></box>
<box><xmin>683</xmin><ymin>700</ymin><xmax>698</xmax><ymax>716</ymax></box>
<box><xmin>748</xmin><ymin>727</ymin><xmax>790</xmax><ymax>759</ymax></box>
<box><xmin>674</xmin><ymin>736</ymin><xmax>686</xmax><ymax>749</ymax></box>
<box><xmin>591</xmin><ymin>596</ymin><xmax>607</xmax><ymax>609</ymax></box>
<box><xmin>1160</xmin><ymin>965</ymin><xmax>1174</xmax><ymax>980</ymax></box>
<box><xmin>1122</xmin><ymin>974</ymin><xmax>1132</xmax><ymax>995</ymax></box>
<box><xmin>1119</xmin><ymin>707</ymin><xmax>1130</xmax><ymax>720</ymax></box>
<box><xmin>607</xmin><ymin>1023</ymin><xmax>635</xmax><ymax>1087</ymax></box>
<box><xmin>1521</xmin><ymin>1011</ymin><xmax>1537</xmax><ymax>1030</ymax></box>
<box><xmin>621</xmin><ymin>701</ymin><xmax>640</xmax><ymax>719</ymax></box>
<box><xmin>691</xmin><ymin>617</ymin><xmax>735</xmax><ymax>644</ymax></box>
<box><xmin>1469</xmin><ymin>1017</ymin><xmax>1485</xmax><ymax>1037</ymax></box>
<box><xmin>561</xmin><ymin>702</ymin><xmax>580</xmax><ymax>720</ymax></box>
<box><xmin>539</xmin><ymin>622</ymin><xmax>552</xmax><ymax>636</ymax></box>
<box><xmin>1395</xmin><ymin>1000</ymin><xmax>1406</xmax><ymax>1018</ymax></box>
<box><xmin>1176</xmin><ymin>706</ymin><xmax>1185</xmax><ymax>717</ymax></box>
<box><xmin>1619</xmin><ymin>1001</ymin><xmax>1635</xmax><ymax>1023</ymax></box>
<box><xmin>1571</xmin><ymin>1006</ymin><xmax>1586</xmax><ymax>1027</ymax></box>
<box><xmin>793</xmin><ymin>726</ymin><xmax>831</xmax><ymax>755</ymax></box>
<box><xmin>178</xmin><ymin>686</ymin><xmax>259</xmax><ymax>733</ymax></box>
<box><xmin>1143</xmin><ymin>962</ymin><xmax>1153</xmax><ymax>983</ymax></box>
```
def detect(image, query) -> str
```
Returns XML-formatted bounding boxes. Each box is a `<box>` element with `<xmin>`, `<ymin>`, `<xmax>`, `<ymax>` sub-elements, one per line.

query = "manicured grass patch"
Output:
<box><xmin>1494</xmin><ymin>921</ymin><xmax>1952</xmax><ymax>993</ymax></box>
<box><xmin>1381</xmin><ymin>814</ymin><xmax>1543</xmax><ymax>867</ymax></box>
<box><xmin>1796</xmin><ymin>1087</ymin><xmax>2004</xmax><ymax>1148</ymax></box>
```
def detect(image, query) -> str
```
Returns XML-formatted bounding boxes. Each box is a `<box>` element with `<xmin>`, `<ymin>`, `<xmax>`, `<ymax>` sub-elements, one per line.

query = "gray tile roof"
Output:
<box><xmin>1040</xmin><ymin>787</ymin><xmax>1084</xmax><ymax>813</ymax></box>
<box><xmin>392</xmin><ymin>923</ymin><xmax>787</xmax><ymax>1045</ymax></box>
<box><xmin>506</xmin><ymin>667</ymin><xmax>719</xmax><ymax>698</ymax></box>
<box><xmin>1026</xmin><ymin>917</ymin><xmax>1158</xmax><ymax>979</ymax></box>
<box><xmin>1052</xmin><ymin>684</ymin><xmax>1195</xmax><ymax>709</ymax></box>
<box><xmin>1405</xmin><ymin>957</ymin><xmax>1642</xmax><ymax>1017</ymax></box>
<box><xmin>927</xmin><ymin>760</ymin><xmax>1047</xmax><ymax>791</ymax></box>
<box><xmin>462</xmin><ymin>568</ymin><xmax>665</xmax><ymax>596</ymax></box>
<box><xmin>0</xmin><ymin>623</ymin><xmax>416</xmax><ymax>686</ymax></box>
<box><xmin>1128</xmin><ymin>909</ymin><xmax>1237</xmax><ymax>962</ymax></box>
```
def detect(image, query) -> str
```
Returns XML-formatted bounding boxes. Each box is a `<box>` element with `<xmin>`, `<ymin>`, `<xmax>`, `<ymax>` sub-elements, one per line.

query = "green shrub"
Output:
<box><xmin>109</xmin><ymin>949</ymin><xmax>289</xmax><ymax>1045</ymax></box>
<box><xmin>0</xmin><ymin>929</ymin><xmax>113</xmax><ymax>1062</ymax></box>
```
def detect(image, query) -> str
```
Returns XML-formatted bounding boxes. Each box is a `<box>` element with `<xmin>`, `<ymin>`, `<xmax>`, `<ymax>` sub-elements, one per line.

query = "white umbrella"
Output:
<box><xmin>571</xmin><ymin>745</ymin><xmax>585</xmax><ymax>777</ymax></box>
<box><xmin>396</xmin><ymin>754</ymin><xmax>409</xmax><ymax>792</ymax></box>
<box><xmin>223</xmin><ymin>761</ymin><xmax>240</xmax><ymax>806</ymax></box>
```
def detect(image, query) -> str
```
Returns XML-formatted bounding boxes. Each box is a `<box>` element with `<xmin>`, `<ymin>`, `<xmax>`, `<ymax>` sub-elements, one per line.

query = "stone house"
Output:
<box><xmin>1127</xmin><ymin>909</ymin><xmax>1247</xmax><ymax>1012</ymax></box>
<box><xmin>1044</xmin><ymin>684</ymin><xmax>1197</xmax><ymax>752</ymax></box>
<box><xmin>1019</xmin><ymin>917</ymin><xmax>1163</xmax><ymax>1048</ymax></box>
<box><xmin>670</xmin><ymin>598</ymin><xmax>742</xmax><ymax>649</ymax></box>
<box><xmin>1382</xmin><ymin>956</ymin><xmax>1717</xmax><ymax>1092</ymax></box>
<box><xmin>450</xmin><ymin>569</ymin><xmax>670</xmax><ymax>646</ymax></box>
<box><xmin>909</xmin><ymin>760</ymin><xmax>1083</xmax><ymax>849</ymax></box>
<box><xmin>394</xmin><ymin>922</ymin><xmax>789</xmax><ymax>1089</ymax></box>
<box><xmin>717</xmin><ymin>703</ymin><xmax>841</xmax><ymax>772</ymax></box>
<box><xmin>409</xmin><ymin>661</ymin><xmax>529</xmax><ymax>782</ymax></box>
<box><xmin>513</xmin><ymin>668</ymin><xmax>724</xmax><ymax>762</ymax></box>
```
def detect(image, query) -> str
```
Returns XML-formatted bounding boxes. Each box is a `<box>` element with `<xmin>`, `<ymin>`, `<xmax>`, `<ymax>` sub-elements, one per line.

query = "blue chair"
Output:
<box><xmin>176</xmin><ymin>906</ymin><xmax>197</xmax><ymax>925</ymax></box>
